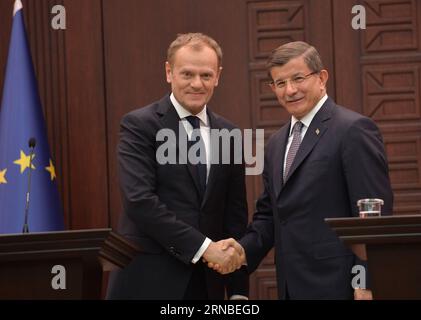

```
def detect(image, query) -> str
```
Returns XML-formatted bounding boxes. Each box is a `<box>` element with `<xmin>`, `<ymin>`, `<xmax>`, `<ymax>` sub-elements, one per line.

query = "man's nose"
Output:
<box><xmin>284</xmin><ymin>80</ymin><xmax>298</xmax><ymax>95</ymax></box>
<box><xmin>190</xmin><ymin>75</ymin><xmax>203</xmax><ymax>88</ymax></box>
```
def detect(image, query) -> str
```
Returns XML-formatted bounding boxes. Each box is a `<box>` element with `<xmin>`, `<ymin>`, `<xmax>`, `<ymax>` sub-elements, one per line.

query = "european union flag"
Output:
<box><xmin>0</xmin><ymin>1</ymin><xmax>64</xmax><ymax>233</ymax></box>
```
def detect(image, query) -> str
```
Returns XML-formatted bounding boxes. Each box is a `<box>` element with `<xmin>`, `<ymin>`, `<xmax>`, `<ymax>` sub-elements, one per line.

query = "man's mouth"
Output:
<box><xmin>286</xmin><ymin>97</ymin><xmax>304</xmax><ymax>104</ymax></box>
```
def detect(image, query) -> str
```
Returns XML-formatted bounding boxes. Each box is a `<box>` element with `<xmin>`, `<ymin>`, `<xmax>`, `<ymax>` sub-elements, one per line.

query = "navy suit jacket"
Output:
<box><xmin>107</xmin><ymin>95</ymin><xmax>249</xmax><ymax>299</ymax></box>
<box><xmin>240</xmin><ymin>97</ymin><xmax>393</xmax><ymax>299</ymax></box>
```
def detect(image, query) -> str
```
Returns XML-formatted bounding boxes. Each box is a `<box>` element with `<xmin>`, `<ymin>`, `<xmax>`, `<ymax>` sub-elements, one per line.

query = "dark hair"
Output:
<box><xmin>167</xmin><ymin>33</ymin><xmax>223</xmax><ymax>67</ymax></box>
<box><xmin>266</xmin><ymin>41</ymin><xmax>324</xmax><ymax>74</ymax></box>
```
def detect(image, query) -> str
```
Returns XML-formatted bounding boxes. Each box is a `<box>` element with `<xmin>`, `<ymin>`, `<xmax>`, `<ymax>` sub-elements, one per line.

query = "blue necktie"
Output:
<box><xmin>185</xmin><ymin>115</ymin><xmax>207</xmax><ymax>195</ymax></box>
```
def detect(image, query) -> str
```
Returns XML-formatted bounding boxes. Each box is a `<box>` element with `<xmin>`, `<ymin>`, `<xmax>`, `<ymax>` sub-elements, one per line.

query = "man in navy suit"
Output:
<box><xmin>211</xmin><ymin>41</ymin><xmax>393</xmax><ymax>299</ymax></box>
<box><xmin>107</xmin><ymin>33</ymin><xmax>248</xmax><ymax>300</ymax></box>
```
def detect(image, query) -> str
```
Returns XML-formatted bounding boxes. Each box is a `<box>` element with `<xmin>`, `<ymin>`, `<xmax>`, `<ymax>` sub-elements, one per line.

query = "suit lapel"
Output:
<box><xmin>282</xmin><ymin>99</ymin><xmax>333</xmax><ymax>185</ymax></box>
<box><xmin>157</xmin><ymin>96</ymin><xmax>203</xmax><ymax>198</ymax></box>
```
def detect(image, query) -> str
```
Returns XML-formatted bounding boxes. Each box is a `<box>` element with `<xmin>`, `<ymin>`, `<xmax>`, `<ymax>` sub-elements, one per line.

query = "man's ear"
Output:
<box><xmin>214</xmin><ymin>66</ymin><xmax>223</xmax><ymax>87</ymax></box>
<box><xmin>165</xmin><ymin>61</ymin><xmax>172</xmax><ymax>84</ymax></box>
<box><xmin>319</xmin><ymin>69</ymin><xmax>328</xmax><ymax>88</ymax></box>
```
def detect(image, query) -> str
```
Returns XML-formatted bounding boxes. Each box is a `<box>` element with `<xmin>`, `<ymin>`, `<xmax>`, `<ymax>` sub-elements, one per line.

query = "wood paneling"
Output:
<box><xmin>334</xmin><ymin>0</ymin><xmax>421</xmax><ymax>216</ymax></box>
<box><xmin>63</xmin><ymin>0</ymin><xmax>108</xmax><ymax>228</ymax></box>
<box><xmin>23</xmin><ymin>0</ymin><xmax>72</xmax><ymax>228</ymax></box>
<box><xmin>0</xmin><ymin>1</ymin><xmax>14</xmax><ymax>108</ymax></box>
<box><xmin>1</xmin><ymin>0</ymin><xmax>420</xmax><ymax>300</ymax></box>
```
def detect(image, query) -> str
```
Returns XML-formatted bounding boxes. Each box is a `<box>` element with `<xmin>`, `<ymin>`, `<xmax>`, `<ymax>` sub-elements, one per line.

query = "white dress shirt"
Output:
<box><xmin>170</xmin><ymin>93</ymin><xmax>211</xmax><ymax>179</ymax></box>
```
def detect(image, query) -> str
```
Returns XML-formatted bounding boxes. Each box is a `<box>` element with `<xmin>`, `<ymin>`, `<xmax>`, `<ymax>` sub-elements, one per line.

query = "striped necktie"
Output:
<box><xmin>284</xmin><ymin>121</ymin><xmax>303</xmax><ymax>182</ymax></box>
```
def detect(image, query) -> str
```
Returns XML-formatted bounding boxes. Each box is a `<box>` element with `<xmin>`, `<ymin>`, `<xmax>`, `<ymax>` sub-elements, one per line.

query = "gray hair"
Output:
<box><xmin>266</xmin><ymin>41</ymin><xmax>324</xmax><ymax>74</ymax></box>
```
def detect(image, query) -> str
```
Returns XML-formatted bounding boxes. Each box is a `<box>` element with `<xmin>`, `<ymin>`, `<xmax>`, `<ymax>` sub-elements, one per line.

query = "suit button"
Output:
<box><xmin>169</xmin><ymin>246</ymin><xmax>181</xmax><ymax>256</ymax></box>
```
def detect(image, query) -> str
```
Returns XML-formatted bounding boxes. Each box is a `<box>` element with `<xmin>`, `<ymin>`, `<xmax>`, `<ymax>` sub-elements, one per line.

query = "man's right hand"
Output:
<box><xmin>202</xmin><ymin>238</ymin><xmax>246</xmax><ymax>274</ymax></box>
<box><xmin>354</xmin><ymin>288</ymin><xmax>373</xmax><ymax>300</ymax></box>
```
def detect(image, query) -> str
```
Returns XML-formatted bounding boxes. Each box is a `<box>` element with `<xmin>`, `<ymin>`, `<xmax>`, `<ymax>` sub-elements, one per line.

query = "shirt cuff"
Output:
<box><xmin>191</xmin><ymin>237</ymin><xmax>212</xmax><ymax>264</ymax></box>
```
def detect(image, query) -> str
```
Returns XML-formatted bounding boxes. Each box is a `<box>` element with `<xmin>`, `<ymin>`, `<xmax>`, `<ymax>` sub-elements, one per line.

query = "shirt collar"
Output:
<box><xmin>289</xmin><ymin>94</ymin><xmax>328</xmax><ymax>136</ymax></box>
<box><xmin>170</xmin><ymin>93</ymin><xmax>208</xmax><ymax>126</ymax></box>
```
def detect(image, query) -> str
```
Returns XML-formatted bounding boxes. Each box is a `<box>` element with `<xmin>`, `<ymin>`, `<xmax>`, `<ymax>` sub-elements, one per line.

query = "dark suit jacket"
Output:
<box><xmin>240</xmin><ymin>97</ymin><xmax>393</xmax><ymax>299</ymax></box>
<box><xmin>107</xmin><ymin>95</ymin><xmax>249</xmax><ymax>299</ymax></box>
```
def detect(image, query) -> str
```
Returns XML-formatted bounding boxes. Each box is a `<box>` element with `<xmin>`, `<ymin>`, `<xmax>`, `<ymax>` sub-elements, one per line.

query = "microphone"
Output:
<box><xmin>22</xmin><ymin>137</ymin><xmax>36</xmax><ymax>233</ymax></box>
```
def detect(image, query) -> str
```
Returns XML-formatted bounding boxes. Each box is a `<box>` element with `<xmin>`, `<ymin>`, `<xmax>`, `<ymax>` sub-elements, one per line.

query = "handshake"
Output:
<box><xmin>202</xmin><ymin>238</ymin><xmax>246</xmax><ymax>274</ymax></box>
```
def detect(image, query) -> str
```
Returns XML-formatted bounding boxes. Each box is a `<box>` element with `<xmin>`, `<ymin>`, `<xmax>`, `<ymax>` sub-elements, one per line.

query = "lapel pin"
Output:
<box><xmin>315</xmin><ymin>128</ymin><xmax>320</xmax><ymax>135</ymax></box>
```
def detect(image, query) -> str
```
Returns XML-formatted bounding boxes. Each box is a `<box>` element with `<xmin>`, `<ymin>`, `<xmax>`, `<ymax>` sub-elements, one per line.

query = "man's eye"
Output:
<box><xmin>293</xmin><ymin>76</ymin><xmax>306</xmax><ymax>83</ymax></box>
<box><xmin>275</xmin><ymin>81</ymin><xmax>286</xmax><ymax>87</ymax></box>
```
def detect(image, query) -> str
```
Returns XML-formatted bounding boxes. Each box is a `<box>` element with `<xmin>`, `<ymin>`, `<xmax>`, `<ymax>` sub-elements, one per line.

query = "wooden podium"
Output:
<box><xmin>325</xmin><ymin>215</ymin><xmax>421</xmax><ymax>299</ymax></box>
<box><xmin>0</xmin><ymin>229</ymin><xmax>139</xmax><ymax>299</ymax></box>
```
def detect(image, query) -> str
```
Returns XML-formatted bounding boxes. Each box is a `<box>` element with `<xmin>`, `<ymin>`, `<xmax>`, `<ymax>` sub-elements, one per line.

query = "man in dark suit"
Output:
<box><xmin>210</xmin><ymin>41</ymin><xmax>393</xmax><ymax>299</ymax></box>
<box><xmin>106</xmin><ymin>33</ymin><xmax>248</xmax><ymax>300</ymax></box>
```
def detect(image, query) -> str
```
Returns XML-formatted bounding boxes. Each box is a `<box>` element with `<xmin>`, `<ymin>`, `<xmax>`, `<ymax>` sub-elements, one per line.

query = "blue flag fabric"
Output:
<box><xmin>0</xmin><ymin>4</ymin><xmax>64</xmax><ymax>233</ymax></box>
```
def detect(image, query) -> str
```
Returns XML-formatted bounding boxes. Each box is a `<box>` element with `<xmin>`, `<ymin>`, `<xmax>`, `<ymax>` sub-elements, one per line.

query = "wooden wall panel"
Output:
<box><xmin>23</xmin><ymin>0</ymin><xmax>72</xmax><ymax>228</ymax></box>
<box><xmin>334</xmin><ymin>0</ymin><xmax>421</xmax><ymax>216</ymax></box>
<box><xmin>63</xmin><ymin>0</ymin><xmax>109</xmax><ymax>228</ymax></box>
<box><xmin>332</xmin><ymin>0</ymin><xmax>362</xmax><ymax>112</ymax></box>
<box><xmin>102</xmin><ymin>0</ymin><xmax>188</xmax><ymax>229</ymax></box>
<box><xmin>0</xmin><ymin>1</ymin><xmax>14</xmax><ymax>114</ymax></box>
<box><xmin>362</xmin><ymin>0</ymin><xmax>418</xmax><ymax>53</ymax></box>
<box><xmin>248</xmin><ymin>0</ymin><xmax>335</xmax><ymax>135</ymax></box>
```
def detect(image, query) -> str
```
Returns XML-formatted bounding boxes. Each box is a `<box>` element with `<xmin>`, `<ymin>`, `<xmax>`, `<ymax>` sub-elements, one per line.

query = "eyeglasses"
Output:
<box><xmin>269</xmin><ymin>71</ymin><xmax>319</xmax><ymax>89</ymax></box>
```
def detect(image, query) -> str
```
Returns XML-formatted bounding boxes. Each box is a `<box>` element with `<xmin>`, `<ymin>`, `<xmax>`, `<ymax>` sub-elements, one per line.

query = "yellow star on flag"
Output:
<box><xmin>13</xmin><ymin>150</ymin><xmax>36</xmax><ymax>174</ymax></box>
<box><xmin>45</xmin><ymin>159</ymin><xmax>56</xmax><ymax>181</ymax></box>
<box><xmin>0</xmin><ymin>169</ymin><xmax>7</xmax><ymax>184</ymax></box>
